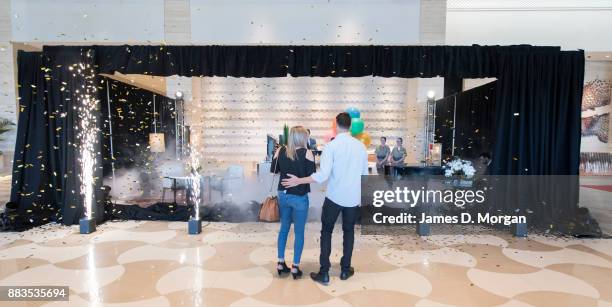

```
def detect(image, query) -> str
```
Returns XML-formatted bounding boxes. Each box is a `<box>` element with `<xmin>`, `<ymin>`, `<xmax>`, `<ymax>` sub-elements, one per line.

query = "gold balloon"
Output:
<box><xmin>355</xmin><ymin>132</ymin><xmax>371</xmax><ymax>147</ymax></box>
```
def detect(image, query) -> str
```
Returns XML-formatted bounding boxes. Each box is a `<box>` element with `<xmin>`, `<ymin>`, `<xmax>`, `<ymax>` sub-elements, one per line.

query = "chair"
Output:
<box><xmin>226</xmin><ymin>165</ymin><xmax>244</xmax><ymax>178</ymax></box>
<box><xmin>207</xmin><ymin>165</ymin><xmax>245</xmax><ymax>202</ymax></box>
<box><xmin>161</xmin><ymin>177</ymin><xmax>189</xmax><ymax>204</ymax></box>
<box><xmin>222</xmin><ymin>165</ymin><xmax>245</xmax><ymax>202</ymax></box>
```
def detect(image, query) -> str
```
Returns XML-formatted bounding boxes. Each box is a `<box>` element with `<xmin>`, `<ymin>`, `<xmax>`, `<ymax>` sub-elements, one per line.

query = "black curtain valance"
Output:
<box><xmin>43</xmin><ymin>44</ymin><xmax>563</xmax><ymax>79</ymax></box>
<box><xmin>93</xmin><ymin>45</ymin><xmax>290</xmax><ymax>77</ymax></box>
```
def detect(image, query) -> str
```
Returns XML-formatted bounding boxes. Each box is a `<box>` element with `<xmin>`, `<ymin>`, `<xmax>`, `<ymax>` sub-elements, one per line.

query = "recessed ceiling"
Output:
<box><xmin>100</xmin><ymin>72</ymin><xmax>168</xmax><ymax>97</ymax></box>
<box><xmin>585</xmin><ymin>52</ymin><xmax>612</xmax><ymax>62</ymax></box>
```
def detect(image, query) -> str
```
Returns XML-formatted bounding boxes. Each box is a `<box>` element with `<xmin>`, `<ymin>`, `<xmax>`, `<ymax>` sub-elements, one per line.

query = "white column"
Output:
<box><xmin>0</xmin><ymin>0</ymin><xmax>16</xmax><ymax>170</ymax></box>
<box><xmin>420</xmin><ymin>0</ymin><xmax>447</xmax><ymax>45</ymax></box>
<box><xmin>164</xmin><ymin>0</ymin><xmax>191</xmax><ymax>44</ymax></box>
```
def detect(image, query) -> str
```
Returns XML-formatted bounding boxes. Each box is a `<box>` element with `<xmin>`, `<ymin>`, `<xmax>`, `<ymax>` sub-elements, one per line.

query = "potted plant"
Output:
<box><xmin>282</xmin><ymin>124</ymin><xmax>289</xmax><ymax>146</ymax></box>
<box><xmin>444</xmin><ymin>158</ymin><xmax>476</xmax><ymax>187</ymax></box>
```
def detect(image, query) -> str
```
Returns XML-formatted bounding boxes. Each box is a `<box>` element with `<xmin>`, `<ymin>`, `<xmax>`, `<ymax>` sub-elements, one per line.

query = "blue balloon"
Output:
<box><xmin>346</xmin><ymin>107</ymin><xmax>361</xmax><ymax>118</ymax></box>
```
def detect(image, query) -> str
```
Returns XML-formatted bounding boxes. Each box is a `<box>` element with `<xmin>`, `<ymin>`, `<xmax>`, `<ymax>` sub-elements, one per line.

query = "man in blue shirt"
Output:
<box><xmin>282</xmin><ymin>112</ymin><xmax>369</xmax><ymax>284</ymax></box>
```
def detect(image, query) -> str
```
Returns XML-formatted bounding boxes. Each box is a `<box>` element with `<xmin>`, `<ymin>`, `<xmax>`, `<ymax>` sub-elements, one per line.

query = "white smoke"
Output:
<box><xmin>103</xmin><ymin>144</ymin><xmax>186</xmax><ymax>203</ymax></box>
<box><xmin>102</xmin><ymin>142</ymin><xmax>324</xmax><ymax>222</ymax></box>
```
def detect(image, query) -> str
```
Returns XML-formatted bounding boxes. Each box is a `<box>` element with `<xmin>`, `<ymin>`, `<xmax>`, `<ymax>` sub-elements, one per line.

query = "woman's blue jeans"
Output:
<box><xmin>277</xmin><ymin>191</ymin><xmax>309</xmax><ymax>265</ymax></box>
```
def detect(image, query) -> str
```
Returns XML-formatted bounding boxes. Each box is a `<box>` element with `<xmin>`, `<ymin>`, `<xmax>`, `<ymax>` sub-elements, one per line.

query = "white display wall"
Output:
<box><xmin>188</xmin><ymin>76</ymin><xmax>429</xmax><ymax>166</ymax></box>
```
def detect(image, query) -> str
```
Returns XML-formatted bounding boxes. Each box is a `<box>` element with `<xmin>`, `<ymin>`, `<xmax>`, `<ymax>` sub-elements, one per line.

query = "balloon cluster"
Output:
<box><xmin>323</xmin><ymin>107</ymin><xmax>371</xmax><ymax>147</ymax></box>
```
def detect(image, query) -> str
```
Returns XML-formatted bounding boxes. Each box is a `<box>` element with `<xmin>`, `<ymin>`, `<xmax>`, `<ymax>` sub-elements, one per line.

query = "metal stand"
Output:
<box><xmin>175</xmin><ymin>97</ymin><xmax>186</xmax><ymax>159</ymax></box>
<box><xmin>512</xmin><ymin>222</ymin><xmax>528</xmax><ymax>237</ymax></box>
<box><xmin>79</xmin><ymin>218</ymin><xmax>96</xmax><ymax>234</ymax></box>
<box><xmin>451</xmin><ymin>95</ymin><xmax>457</xmax><ymax>156</ymax></box>
<box><xmin>417</xmin><ymin>222</ymin><xmax>430</xmax><ymax>236</ymax></box>
<box><xmin>188</xmin><ymin>217</ymin><xmax>202</xmax><ymax>235</ymax></box>
<box><xmin>106</xmin><ymin>82</ymin><xmax>116</xmax><ymax>191</ymax></box>
<box><xmin>424</xmin><ymin>97</ymin><xmax>437</xmax><ymax>162</ymax></box>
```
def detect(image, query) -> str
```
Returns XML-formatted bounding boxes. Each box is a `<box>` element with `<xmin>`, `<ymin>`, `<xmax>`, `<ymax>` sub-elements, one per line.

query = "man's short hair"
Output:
<box><xmin>397</xmin><ymin>137</ymin><xmax>403</xmax><ymax>142</ymax></box>
<box><xmin>336</xmin><ymin>112</ymin><xmax>352</xmax><ymax>130</ymax></box>
<box><xmin>380</xmin><ymin>136</ymin><xmax>386</xmax><ymax>141</ymax></box>
<box><xmin>479</xmin><ymin>152</ymin><xmax>491</xmax><ymax>159</ymax></box>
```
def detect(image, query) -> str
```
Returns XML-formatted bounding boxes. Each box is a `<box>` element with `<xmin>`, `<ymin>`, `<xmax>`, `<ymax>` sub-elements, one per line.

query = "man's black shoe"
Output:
<box><xmin>310</xmin><ymin>272</ymin><xmax>330</xmax><ymax>285</ymax></box>
<box><xmin>340</xmin><ymin>267</ymin><xmax>355</xmax><ymax>280</ymax></box>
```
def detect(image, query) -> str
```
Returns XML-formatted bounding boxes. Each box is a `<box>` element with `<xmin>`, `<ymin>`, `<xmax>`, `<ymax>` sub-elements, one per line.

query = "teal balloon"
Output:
<box><xmin>350</xmin><ymin>118</ymin><xmax>364</xmax><ymax>135</ymax></box>
<box><xmin>346</xmin><ymin>107</ymin><xmax>361</xmax><ymax>118</ymax></box>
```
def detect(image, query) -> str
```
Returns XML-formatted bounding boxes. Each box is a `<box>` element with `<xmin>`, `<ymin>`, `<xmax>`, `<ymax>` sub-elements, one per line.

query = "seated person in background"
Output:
<box><xmin>390</xmin><ymin>137</ymin><xmax>407</xmax><ymax>166</ymax></box>
<box><xmin>476</xmin><ymin>152</ymin><xmax>492</xmax><ymax>175</ymax></box>
<box><xmin>375</xmin><ymin>136</ymin><xmax>390</xmax><ymax>173</ymax></box>
<box><xmin>307</xmin><ymin>129</ymin><xmax>317</xmax><ymax>150</ymax></box>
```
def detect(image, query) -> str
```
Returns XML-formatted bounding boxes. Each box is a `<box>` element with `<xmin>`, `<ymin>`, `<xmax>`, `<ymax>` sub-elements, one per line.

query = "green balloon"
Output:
<box><xmin>350</xmin><ymin>118</ymin><xmax>364</xmax><ymax>135</ymax></box>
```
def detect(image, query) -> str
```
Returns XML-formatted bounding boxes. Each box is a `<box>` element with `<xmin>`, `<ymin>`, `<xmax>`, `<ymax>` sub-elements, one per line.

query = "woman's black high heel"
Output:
<box><xmin>291</xmin><ymin>265</ymin><xmax>303</xmax><ymax>280</ymax></box>
<box><xmin>277</xmin><ymin>261</ymin><xmax>290</xmax><ymax>276</ymax></box>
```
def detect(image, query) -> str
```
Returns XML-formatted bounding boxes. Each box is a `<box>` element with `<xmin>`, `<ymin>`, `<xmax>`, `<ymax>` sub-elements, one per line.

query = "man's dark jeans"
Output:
<box><xmin>319</xmin><ymin>197</ymin><xmax>359</xmax><ymax>273</ymax></box>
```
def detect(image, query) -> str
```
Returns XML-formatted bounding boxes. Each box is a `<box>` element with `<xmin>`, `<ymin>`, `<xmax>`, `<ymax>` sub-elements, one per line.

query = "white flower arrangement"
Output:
<box><xmin>444</xmin><ymin>158</ymin><xmax>476</xmax><ymax>178</ymax></box>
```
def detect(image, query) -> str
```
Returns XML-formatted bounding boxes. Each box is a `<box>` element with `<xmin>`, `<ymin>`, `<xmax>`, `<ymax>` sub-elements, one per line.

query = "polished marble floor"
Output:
<box><xmin>0</xmin><ymin>220</ymin><xmax>611</xmax><ymax>307</ymax></box>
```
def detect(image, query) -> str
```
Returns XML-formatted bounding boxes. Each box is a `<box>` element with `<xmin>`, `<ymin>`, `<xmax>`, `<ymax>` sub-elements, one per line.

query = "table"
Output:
<box><xmin>163</xmin><ymin>176</ymin><xmax>191</xmax><ymax>204</ymax></box>
<box><xmin>384</xmin><ymin>164</ymin><xmax>444</xmax><ymax>178</ymax></box>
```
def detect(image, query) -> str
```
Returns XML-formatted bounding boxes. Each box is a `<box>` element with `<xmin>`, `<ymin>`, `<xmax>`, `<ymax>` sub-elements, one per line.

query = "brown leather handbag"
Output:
<box><xmin>259</xmin><ymin>154</ymin><xmax>280</xmax><ymax>222</ymax></box>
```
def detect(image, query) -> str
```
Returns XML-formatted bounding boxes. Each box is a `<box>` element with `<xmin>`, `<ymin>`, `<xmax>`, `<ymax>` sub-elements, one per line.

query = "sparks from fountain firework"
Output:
<box><xmin>188</xmin><ymin>139</ymin><xmax>202</xmax><ymax>219</ymax></box>
<box><xmin>76</xmin><ymin>50</ymin><xmax>99</xmax><ymax>220</ymax></box>
<box><xmin>187</xmin><ymin>98</ymin><xmax>202</xmax><ymax>219</ymax></box>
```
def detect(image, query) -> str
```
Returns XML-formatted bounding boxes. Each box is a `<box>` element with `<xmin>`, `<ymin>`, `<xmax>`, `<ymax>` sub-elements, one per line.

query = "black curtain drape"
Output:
<box><xmin>490</xmin><ymin>50</ymin><xmax>584</xmax><ymax>175</ymax></box>
<box><xmin>435</xmin><ymin>81</ymin><xmax>496</xmax><ymax>161</ymax></box>
<box><xmin>444</xmin><ymin>78</ymin><xmax>463</xmax><ymax>97</ymax></box>
<box><xmin>100</xmin><ymin>77</ymin><xmax>176</xmax><ymax>176</ymax></box>
<box><xmin>12</xmin><ymin>48</ymin><xmax>104</xmax><ymax>226</ymax></box>
<box><xmin>454</xmin><ymin>82</ymin><xmax>496</xmax><ymax>160</ymax></box>
<box><xmin>434</xmin><ymin>95</ymin><xmax>455</xmax><ymax>160</ymax></box>
<box><xmin>10</xmin><ymin>52</ymin><xmax>59</xmax><ymax>227</ymax></box>
<box><xmin>12</xmin><ymin>44</ymin><xmax>585</xmax><ymax>230</ymax></box>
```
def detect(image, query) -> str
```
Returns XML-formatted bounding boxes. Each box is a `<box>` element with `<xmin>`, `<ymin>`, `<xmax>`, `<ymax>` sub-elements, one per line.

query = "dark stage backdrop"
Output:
<box><xmin>99</xmin><ymin>77</ymin><xmax>176</xmax><ymax>176</ymax></box>
<box><xmin>435</xmin><ymin>81</ymin><xmax>497</xmax><ymax>162</ymax></box>
<box><xmin>11</xmin><ymin>48</ymin><xmax>103</xmax><ymax>227</ymax></box>
<box><xmin>491</xmin><ymin>50</ymin><xmax>584</xmax><ymax>176</ymax></box>
<box><xmin>12</xmin><ymin>45</ymin><xmax>585</xmax><ymax>229</ymax></box>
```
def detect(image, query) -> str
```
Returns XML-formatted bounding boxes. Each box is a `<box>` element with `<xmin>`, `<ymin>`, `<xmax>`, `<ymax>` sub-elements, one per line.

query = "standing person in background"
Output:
<box><xmin>307</xmin><ymin>129</ymin><xmax>317</xmax><ymax>150</ymax></box>
<box><xmin>476</xmin><ymin>152</ymin><xmax>492</xmax><ymax>176</ymax></box>
<box><xmin>375</xmin><ymin>136</ymin><xmax>390</xmax><ymax>174</ymax></box>
<box><xmin>390</xmin><ymin>137</ymin><xmax>407</xmax><ymax>166</ymax></box>
<box><xmin>282</xmin><ymin>113</ymin><xmax>368</xmax><ymax>285</ymax></box>
<box><xmin>271</xmin><ymin>126</ymin><xmax>316</xmax><ymax>280</ymax></box>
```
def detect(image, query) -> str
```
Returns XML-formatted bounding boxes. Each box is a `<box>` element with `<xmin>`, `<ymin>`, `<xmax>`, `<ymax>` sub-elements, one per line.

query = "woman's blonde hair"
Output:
<box><xmin>286</xmin><ymin>126</ymin><xmax>309</xmax><ymax>161</ymax></box>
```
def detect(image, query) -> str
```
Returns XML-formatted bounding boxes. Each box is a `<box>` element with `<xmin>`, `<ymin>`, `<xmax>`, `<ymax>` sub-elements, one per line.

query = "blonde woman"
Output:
<box><xmin>270</xmin><ymin>126</ymin><xmax>316</xmax><ymax>279</ymax></box>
